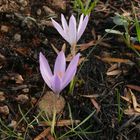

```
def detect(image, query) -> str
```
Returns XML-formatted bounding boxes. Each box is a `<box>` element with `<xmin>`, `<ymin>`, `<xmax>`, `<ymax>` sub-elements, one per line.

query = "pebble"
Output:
<box><xmin>0</xmin><ymin>91</ymin><xmax>6</xmax><ymax>102</ymax></box>
<box><xmin>37</xmin><ymin>9</ymin><xmax>42</xmax><ymax>16</ymax></box>
<box><xmin>1</xmin><ymin>25</ymin><xmax>9</xmax><ymax>33</ymax></box>
<box><xmin>19</xmin><ymin>0</ymin><xmax>28</xmax><ymax>7</ymax></box>
<box><xmin>8</xmin><ymin>120</ymin><xmax>17</xmax><ymax>128</ymax></box>
<box><xmin>14</xmin><ymin>33</ymin><xmax>21</xmax><ymax>42</ymax></box>
<box><xmin>43</xmin><ymin>6</ymin><xmax>55</xmax><ymax>14</ymax></box>
<box><xmin>16</xmin><ymin>94</ymin><xmax>29</xmax><ymax>103</ymax></box>
<box><xmin>0</xmin><ymin>105</ymin><xmax>9</xmax><ymax>115</ymax></box>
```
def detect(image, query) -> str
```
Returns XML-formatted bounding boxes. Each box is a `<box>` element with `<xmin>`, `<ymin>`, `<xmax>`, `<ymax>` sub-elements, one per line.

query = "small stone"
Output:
<box><xmin>8</xmin><ymin>120</ymin><xmax>17</xmax><ymax>128</ymax></box>
<box><xmin>38</xmin><ymin>91</ymin><xmax>65</xmax><ymax>118</ymax></box>
<box><xmin>1</xmin><ymin>25</ymin><xmax>9</xmax><ymax>33</ymax></box>
<box><xmin>42</xmin><ymin>38</ymin><xmax>48</xmax><ymax>45</ymax></box>
<box><xmin>19</xmin><ymin>0</ymin><xmax>28</xmax><ymax>7</ymax></box>
<box><xmin>43</xmin><ymin>6</ymin><xmax>55</xmax><ymax>15</ymax></box>
<box><xmin>22</xmin><ymin>88</ymin><xmax>29</xmax><ymax>93</ymax></box>
<box><xmin>0</xmin><ymin>105</ymin><xmax>9</xmax><ymax>115</ymax></box>
<box><xmin>16</xmin><ymin>94</ymin><xmax>29</xmax><ymax>103</ymax></box>
<box><xmin>0</xmin><ymin>91</ymin><xmax>6</xmax><ymax>102</ymax></box>
<box><xmin>14</xmin><ymin>33</ymin><xmax>21</xmax><ymax>42</ymax></box>
<box><xmin>37</xmin><ymin>9</ymin><xmax>42</xmax><ymax>16</ymax></box>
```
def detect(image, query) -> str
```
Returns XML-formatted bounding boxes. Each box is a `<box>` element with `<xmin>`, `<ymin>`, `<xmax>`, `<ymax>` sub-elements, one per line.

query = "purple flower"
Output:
<box><xmin>51</xmin><ymin>14</ymin><xmax>89</xmax><ymax>46</ymax></box>
<box><xmin>39</xmin><ymin>51</ymin><xmax>80</xmax><ymax>94</ymax></box>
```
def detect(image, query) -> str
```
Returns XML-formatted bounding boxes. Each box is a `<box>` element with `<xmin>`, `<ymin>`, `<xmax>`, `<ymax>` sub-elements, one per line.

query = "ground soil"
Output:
<box><xmin>0</xmin><ymin>0</ymin><xmax>140</xmax><ymax>140</ymax></box>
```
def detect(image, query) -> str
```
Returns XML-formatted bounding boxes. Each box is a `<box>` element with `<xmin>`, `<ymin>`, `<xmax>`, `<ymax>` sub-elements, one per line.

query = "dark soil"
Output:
<box><xmin>0</xmin><ymin>0</ymin><xmax>140</xmax><ymax>140</ymax></box>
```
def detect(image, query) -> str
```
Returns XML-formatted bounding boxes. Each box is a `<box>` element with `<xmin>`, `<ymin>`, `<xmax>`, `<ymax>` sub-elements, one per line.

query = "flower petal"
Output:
<box><xmin>68</xmin><ymin>15</ymin><xmax>77</xmax><ymax>46</ymax></box>
<box><xmin>77</xmin><ymin>14</ymin><xmax>84</xmax><ymax>35</ymax></box>
<box><xmin>51</xmin><ymin>74</ymin><xmax>62</xmax><ymax>94</ymax></box>
<box><xmin>77</xmin><ymin>15</ymin><xmax>89</xmax><ymax>42</ymax></box>
<box><xmin>51</xmin><ymin>18</ymin><xmax>69</xmax><ymax>42</ymax></box>
<box><xmin>54</xmin><ymin>51</ymin><xmax>66</xmax><ymax>76</ymax></box>
<box><xmin>62</xmin><ymin>53</ymin><xmax>80</xmax><ymax>89</ymax></box>
<box><xmin>61</xmin><ymin>14</ymin><xmax>69</xmax><ymax>33</ymax></box>
<box><xmin>39</xmin><ymin>52</ymin><xmax>53</xmax><ymax>89</ymax></box>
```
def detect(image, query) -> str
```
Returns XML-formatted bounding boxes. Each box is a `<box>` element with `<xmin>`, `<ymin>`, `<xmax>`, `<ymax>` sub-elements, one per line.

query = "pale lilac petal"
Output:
<box><xmin>68</xmin><ymin>15</ymin><xmax>77</xmax><ymax>46</ymax></box>
<box><xmin>77</xmin><ymin>14</ymin><xmax>84</xmax><ymax>34</ymax></box>
<box><xmin>54</xmin><ymin>51</ymin><xmax>66</xmax><ymax>76</ymax></box>
<box><xmin>77</xmin><ymin>15</ymin><xmax>89</xmax><ymax>42</ymax></box>
<box><xmin>51</xmin><ymin>75</ymin><xmax>62</xmax><ymax>94</ymax></box>
<box><xmin>62</xmin><ymin>53</ymin><xmax>80</xmax><ymax>89</ymax></box>
<box><xmin>39</xmin><ymin>52</ymin><xmax>53</xmax><ymax>88</ymax></box>
<box><xmin>51</xmin><ymin>18</ymin><xmax>69</xmax><ymax>42</ymax></box>
<box><xmin>61</xmin><ymin>14</ymin><xmax>69</xmax><ymax>33</ymax></box>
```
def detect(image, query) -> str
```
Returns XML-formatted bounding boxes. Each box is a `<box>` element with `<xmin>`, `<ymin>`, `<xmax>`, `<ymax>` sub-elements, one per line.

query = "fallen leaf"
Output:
<box><xmin>81</xmin><ymin>94</ymin><xmax>101</xmax><ymax>113</ymax></box>
<box><xmin>79</xmin><ymin>40</ymin><xmax>96</xmax><ymax>51</ymax></box>
<box><xmin>34</xmin><ymin>127</ymin><xmax>51</xmax><ymax>140</ymax></box>
<box><xmin>127</xmin><ymin>84</ymin><xmax>140</xmax><ymax>92</ymax></box>
<box><xmin>47</xmin><ymin>134</ymin><xmax>55</xmax><ymax>140</ymax></box>
<box><xmin>121</xmin><ymin>88</ymin><xmax>140</xmax><ymax>116</ymax></box>
<box><xmin>107</xmin><ymin>63</ymin><xmax>118</xmax><ymax>72</ymax></box>
<box><xmin>132</xmin><ymin>44</ymin><xmax>140</xmax><ymax>51</ymax></box>
<box><xmin>81</xmin><ymin>94</ymin><xmax>100</xmax><ymax>98</ymax></box>
<box><xmin>40</xmin><ymin>119</ymin><xmax>80</xmax><ymax>127</ymax></box>
<box><xmin>124</xmin><ymin>108</ymin><xmax>140</xmax><ymax>116</ymax></box>
<box><xmin>101</xmin><ymin>57</ymin><xmax>132</xmax><ymax>63</ymax></box>
<box><xmin>90</xmin><ymin>98</ymin><xmax>101</xmax><ymax>113</ymax></box>
<box><xmin>106</xmin><ymin>70</ymin><xmax>122</xmax><ymax>76</ymax></box>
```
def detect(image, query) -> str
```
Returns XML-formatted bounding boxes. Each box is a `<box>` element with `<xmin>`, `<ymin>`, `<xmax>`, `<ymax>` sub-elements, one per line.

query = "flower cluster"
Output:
<box><xmin>39</xmin><ymin>14</ymin><xmax>89</xmax><ymax>94</ymax></box>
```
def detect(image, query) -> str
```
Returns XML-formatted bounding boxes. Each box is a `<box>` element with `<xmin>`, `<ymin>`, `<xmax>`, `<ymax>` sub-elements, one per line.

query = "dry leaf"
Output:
<box><xmin>132</xmin><ymin>44</ymin><xmax>140</xmax><ymax>51</ymax></box>
<box><xmin>40</xmin><ymin>119</ymin><xmax>80</xmax><ymax>127</ymax></box>
<box><xmin>51</xmin><ymin>43</ymin><xmax>59</xmax><ymax>54</ymax></box>
<box><xmin>122</xmin><ymin>88</ymin><xmax>140</xmax><ymax>116</ymax></box>
<box><xmin>12</xmin><ymin>47</ymin><xmax>30</xmax><ymax>57</ymax></box>
<box><xmin>106</xmin><ymin>70</ymin><xmax>122</xmax><ymax>76</ymax></box>
<box><xmin>107</xmin><ymin>64</ymin><xmax>118</xmax><ymax>72</ymax></box>
<box><xmin>130</xmin><ymin>90</ymin><xmax>138</xmax><ymax>109</ymax></box>
<box><xmin>34</xmin><ymin>127</ymin><xmax>51</xmax><ymax>140</ymax></box>
<box><xmin>47</xmin><ymin>134</ymin><xmax>55</xmax><ymax>140</ymax></box>
<box><xmin>124</xmin><ymin>108</ymin><xmax>140</xmax><ymax>116</ymax></box>
<box><xmin>79</xmin><ymin>40</ymin><xmax>96</xmax><ymax>51</ymax></box>
<box><xmin>81</xmin><ymin>94</ymin><xmax>101</xmax><ymax>113</ymax></box>
<box><xmin>127</xmin><ymin>85</ymin><xmax>140</xmax><ymax>92</ymax></box>
<box><xmin>95</xmin><ymin>56</ymin><xmax>132</xmax><ymax>63</ymax></box>
<box><xmin>90</xmin><ymin>98</ymin><xmax>101</xmax><ymax>113</ymax></box>
<box><xmin>81</xmin><ymin>94</ymin><xmax>100</xmax><ymax>98</ymax></box>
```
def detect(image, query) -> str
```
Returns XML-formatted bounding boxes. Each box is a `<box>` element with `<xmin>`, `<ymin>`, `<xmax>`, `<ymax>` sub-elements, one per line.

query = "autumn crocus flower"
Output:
<box><xmin>51</xmin><ymin>14</ymin><xmax>89</xmax><ymax>47</ymax></box>
<box><xmin>39</xmin><ymin>51</ymin><xmax>80</xmax><ymax>94</ymax></box>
